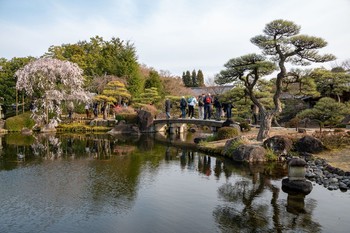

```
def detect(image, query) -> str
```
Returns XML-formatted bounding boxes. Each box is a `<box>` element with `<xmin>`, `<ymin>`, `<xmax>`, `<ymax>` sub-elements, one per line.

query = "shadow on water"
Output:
<box><xmin>0</xmin><ymin>132</ymin><xmax>332</xmax><ymax>233</ymax></box>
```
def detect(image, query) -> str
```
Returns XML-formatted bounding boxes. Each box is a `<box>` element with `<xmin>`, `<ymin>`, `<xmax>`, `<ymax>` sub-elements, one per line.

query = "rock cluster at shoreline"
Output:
<box><xmin>304</xmin><ymin>157</ymin><xmax>350</xmax><ymax>191</ymax></box>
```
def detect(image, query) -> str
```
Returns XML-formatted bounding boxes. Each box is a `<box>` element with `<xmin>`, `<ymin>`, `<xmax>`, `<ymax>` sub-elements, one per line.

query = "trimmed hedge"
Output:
<box><xmin>216</xmin><ymin>127</ymin><xmax>239</xmax><ymax>140</ymax></box>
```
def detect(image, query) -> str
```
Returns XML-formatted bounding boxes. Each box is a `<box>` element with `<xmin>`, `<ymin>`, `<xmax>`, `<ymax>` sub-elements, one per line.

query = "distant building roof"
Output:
<box><xmin>190</xmin><ymin>85</ymin><xmax>234</xmax><ymax>96</ymax></box>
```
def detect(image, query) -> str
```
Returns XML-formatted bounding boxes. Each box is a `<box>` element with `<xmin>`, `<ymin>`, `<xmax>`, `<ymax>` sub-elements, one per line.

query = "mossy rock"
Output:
<box><xmin>4</xmin><ymin>112</ymin><xmax>35</xmax><ymax>132</ymax></box>
<box><xmin>216</xmin><ymin>127</ymin><xmax>240</xmax><ymax>140</ymax></box>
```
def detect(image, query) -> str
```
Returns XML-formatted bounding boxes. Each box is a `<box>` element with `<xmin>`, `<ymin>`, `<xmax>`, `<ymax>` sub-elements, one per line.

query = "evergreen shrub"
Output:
<box><xmin>216</xmin><ymin>127</ymin><xmax>239</xmax><ymax>140</ymax></box>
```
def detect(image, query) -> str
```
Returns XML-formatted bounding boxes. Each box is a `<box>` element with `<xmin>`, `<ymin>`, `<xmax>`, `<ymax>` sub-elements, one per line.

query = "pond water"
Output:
<box><xmin>0</xmin><ymin>133</ymin><xmax>349</xmax><ymax>233</ymax></box>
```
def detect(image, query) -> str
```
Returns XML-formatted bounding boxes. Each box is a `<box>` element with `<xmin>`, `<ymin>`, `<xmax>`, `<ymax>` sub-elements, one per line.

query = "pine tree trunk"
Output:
<box><xmin>257</xmin><ymin>111</ymin><xmax>273</xmax><ymax>141</ymax></box>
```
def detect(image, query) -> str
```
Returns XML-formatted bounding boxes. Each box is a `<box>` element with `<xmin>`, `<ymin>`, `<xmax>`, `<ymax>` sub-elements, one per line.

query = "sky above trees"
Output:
<box><xmin>0</xmin><ymin>0</ymin><xmax>349</xmax><ymax>79</ymax></box>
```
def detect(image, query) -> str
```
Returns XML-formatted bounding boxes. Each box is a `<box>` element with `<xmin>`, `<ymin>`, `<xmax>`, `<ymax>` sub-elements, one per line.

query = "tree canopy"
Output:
<box><xmin>216</xmin><ymin>53</ymin><xmax>276</xmax><ymax>140</ymax></box>
<box><xmin>15</xmin><ymin>58</ymin><xmax>91</xmax><ymax>125</ymax></box>
<box><xmin>297</xmin><ymin>97</ymin><xmax>350</xmax><ymax>130</ymax></box>
<box><xmin>311</xmin><ymin>68</ymin><xmax>350</xmax><ymax>102</ymax></box>
<box><xmin>251</xmin><ymin>19</ymin><xmax>335</xmax><ymax>113</ymax></box>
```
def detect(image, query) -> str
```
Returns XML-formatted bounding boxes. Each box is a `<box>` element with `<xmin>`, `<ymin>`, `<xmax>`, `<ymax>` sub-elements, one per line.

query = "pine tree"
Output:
<box><xmin>197</xmin><ymin>69</ymin><xmax>205</xmax><ymax>87</ymax></box>
<box><xmin>182</xmin><ymin>70</ymin><xmax>192</xmax><ymax>87</ymax></box>
<box><xmin>191</xmin><ymin>69</ymin><xmax>197</xmax><ymax>87</ymax></box>
<box><xmin>145</xmin><ymin>70</ymin><xmax>164</xmax><ymax>97</ymax></box>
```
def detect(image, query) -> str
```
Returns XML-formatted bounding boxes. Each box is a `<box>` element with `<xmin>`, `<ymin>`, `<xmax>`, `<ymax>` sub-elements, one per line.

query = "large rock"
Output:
<box><xmin>108</xmin><ymin>124</ymin><xmax>140</xmax><ymax>135</ymax></box>
<box><xmin>263</xmin><ymin>135</ymin><xmax>293</xmax><ymax>156</ymax></box>
<box><xmin>137</xmin><ymin>110</ymin><xmax>154</xmax><ymax>132</ymax></box>
<box><xmin>231</xmin><ymin>144</ymin><xmax>267</xmax><ymax>163</ymax></box>
<box><xmin>222</xmin><ymin>136</ymin><xmax>247</xmax><ymax>156</ymax></box>
<box><xmin>295</xmin><ymin>135</ymin><xmax>326</xmax><ymax>153</ymax></box>
<box><xmin>40</xmin><ymin>124</ymin><xmax>57</xmax><ymax>133</ymax></box>
<box><xmin>221</xmin><ymin>119</ymin><xmax>241</xmax><ymax>132</ymax></box>
<box><xmin>21</xmin><ymin>127</ymin><xmax>33</xmax><ymax>135</ymax></box>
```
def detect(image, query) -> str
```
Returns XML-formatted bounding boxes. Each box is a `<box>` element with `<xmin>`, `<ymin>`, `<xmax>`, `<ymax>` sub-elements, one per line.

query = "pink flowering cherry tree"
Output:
<box><xmin>15</xmin><ymin>58</ymin><xmax>91</xmax><ymax>128</ymax></box>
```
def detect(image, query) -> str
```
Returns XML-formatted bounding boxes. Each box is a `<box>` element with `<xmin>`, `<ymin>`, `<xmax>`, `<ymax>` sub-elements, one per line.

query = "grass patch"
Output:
<box><xmin>57</xmin><ymin>122</ymin><xmax>111</xmax><ymax>132</ymax></box>
<box><xmin>4</xmin><ymin>112</ymin><xmax>35</xmax><ymax>132</ymax></box>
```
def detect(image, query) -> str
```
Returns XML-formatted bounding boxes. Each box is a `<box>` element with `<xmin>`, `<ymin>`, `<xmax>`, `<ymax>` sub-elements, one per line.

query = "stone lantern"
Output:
<box><xmin>282</xmin><ymin>157</ymin><xmax>313</xmax><ymax>195</ymax></box>
<box><xmin>282</xmin><ymin>157</ymin><xmax>313</xmax><ymax>214</ymax></box>
<box><xmin>288</xmin><ymin>158</ymin><xmax>307</xmax><ymax>181</ymax></box>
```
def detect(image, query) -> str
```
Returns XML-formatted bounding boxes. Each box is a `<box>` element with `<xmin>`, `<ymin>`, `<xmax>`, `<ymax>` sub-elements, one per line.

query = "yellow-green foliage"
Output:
<box><xmin>57</xmin><ymin>123</ymin><xmax>110</xmax><ymax>132</ymax></box>
<box><xmin>4</xmin><ymin>112</ymin><xmax>35</xmax><ymax>131</ymax></box>
<box><xmin>265</xmin><ymin>148</ymin><xmax>278</xmax><ymax>161</ymax></box>
<box><xmin>216</xmin><ymin>127</ymin><xmax>239</xmax><ymax>140</ymax></box>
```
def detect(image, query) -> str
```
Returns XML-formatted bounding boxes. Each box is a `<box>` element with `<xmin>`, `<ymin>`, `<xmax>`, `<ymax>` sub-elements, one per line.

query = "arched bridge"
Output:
<box><xmin>153</xmin><ymin>118</ymin><xmax>237</xmax><ymax>133</ymax></box>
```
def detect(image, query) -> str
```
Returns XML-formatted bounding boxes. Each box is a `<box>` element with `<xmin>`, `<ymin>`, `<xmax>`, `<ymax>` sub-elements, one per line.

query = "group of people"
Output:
<box><xmin>165</xmin><ymin>93</ymin><xmax>233</xmax><ymax>120</ymax></box>
<box><xmin>84</xmin><ymin>101</ymin><xmax>127</xmax><ymax>119</ymax></box>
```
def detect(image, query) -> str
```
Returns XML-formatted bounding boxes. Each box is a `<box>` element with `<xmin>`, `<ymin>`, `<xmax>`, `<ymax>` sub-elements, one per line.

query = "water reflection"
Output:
<box><xmin>213</xmin><ymin>162</ymin><xmax>321</xmax><ymax>233</ymax></box>
<box><xmin>0</xmin><ymin>133</ymin><xmax>348</xmax><ymax>233</ymax></box>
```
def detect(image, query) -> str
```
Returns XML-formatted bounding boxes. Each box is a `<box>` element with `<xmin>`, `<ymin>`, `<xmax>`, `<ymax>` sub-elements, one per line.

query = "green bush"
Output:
<box><xmin>265</xmin><ymin>148</ymin><xmax>278</xmax><ymax>161</ymax></box>
<box><xmin>204</xmin><ymin>135</ymin><xmax>217</xmax><ymax>142</ymax></box>
<box><xmin>216</xmin><ymin>127</ymin><xmax>239</xmax><ymax>140</ymax></box>
<box><xmin>4</xmin><ymin>112</ymin><xmax>35</xmax><ymax>131</ymax></box>
<box><xmin>335</xmin><ymin>124</ymin><xmax>346</xmax><ymax>128</ymax></box>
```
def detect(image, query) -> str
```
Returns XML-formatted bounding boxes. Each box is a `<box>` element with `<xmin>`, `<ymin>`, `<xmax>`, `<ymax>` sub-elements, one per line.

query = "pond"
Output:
<box><xmin>0</xmin><ymin>133</ymin><xmax>349</xmax><ymax>233</ymax></box>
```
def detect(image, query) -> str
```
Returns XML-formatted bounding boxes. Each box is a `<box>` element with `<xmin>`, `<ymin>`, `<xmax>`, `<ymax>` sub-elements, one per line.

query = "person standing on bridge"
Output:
<box><xmin>165</xmin><ymin>98</ymin><xmax>172</xmax><ymax>119</ymax></box>
<box><xmin>180</xmin><ymin>96</ymin><xmax>187</xmax><ymax>119</ymax></box>
<box><xmin>187</xmin><ymin>96</ymin><xmax>198</xmax><ymax>119</ymax></box>
<box><xmin>203</xmin><ymin>93</ymin><xmax>212</xmax><ymax>120</ymax></box>
<box><xmin>222</xmin><ymin>100</ymin><xmax>233</xmax><ymax>119</ymax></box>
<box><xmin>213</xmin><ymin>96</ymin><xmax>222</xmax><ymax>120</ymax></box>
<box><xmin>197</xmin><ymin>94</ymin><xmax>204</xmax><ymax>119</ymax></box>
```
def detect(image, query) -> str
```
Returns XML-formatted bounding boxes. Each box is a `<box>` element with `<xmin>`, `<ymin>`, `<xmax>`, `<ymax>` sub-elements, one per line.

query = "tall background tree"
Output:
<box><xmin>45</xmin><ymin>36</ymin><xmax>144</xmax><ymax>97</ymax></box>
<box><xmin>197</xmin><ymin>69</ymin><xmax>205</xmax><ymax>87</ymax></box>
<box><xmin>144</xmin><ymin>70</ymin><xmax>165</xmax><ymax>97</ymax></box>
<box><xmin>249</xmin><ymin>19</ymin><xmax>335</xmax><ymax>139</ymax></box>
<box><xmin>191</xmin><ymin>69</ymin><xmax>198</xmax><ymax>87</ymax></box>
<box><xmin>182</xmin><ymin>70</ymin><xmax>192</xmax><ymax>87</ymax></box>
<box><xmin>0</xmin><ymin>57</ymin><xmax>35</xmax><ymax>117</ymax></box>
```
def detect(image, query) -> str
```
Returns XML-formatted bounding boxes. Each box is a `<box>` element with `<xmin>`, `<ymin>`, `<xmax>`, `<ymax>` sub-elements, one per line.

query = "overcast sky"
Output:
<box><xmin>1</xmin><ymin>0</ymin><xmax>349</xmax><ymax>79</ymax></box>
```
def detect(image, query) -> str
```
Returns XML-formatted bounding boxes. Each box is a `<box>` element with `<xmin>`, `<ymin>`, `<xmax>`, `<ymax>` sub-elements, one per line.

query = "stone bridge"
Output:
<box><xmin>153</xmin><ymin>118</ymin><xmax>236</xmax><ymax>134</ymax></box>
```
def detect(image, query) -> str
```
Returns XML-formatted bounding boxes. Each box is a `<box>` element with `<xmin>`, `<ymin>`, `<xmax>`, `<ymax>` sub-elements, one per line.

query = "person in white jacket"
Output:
<box><xmin>187</xmin><ymin>96</ymin><xmax>198</xmax><ymax>118</ymax></box>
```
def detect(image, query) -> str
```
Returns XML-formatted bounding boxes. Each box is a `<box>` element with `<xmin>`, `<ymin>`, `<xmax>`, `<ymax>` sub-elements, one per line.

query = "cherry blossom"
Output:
<box><xmin>15</xmin><ymin>58</ymin><xmax>91</xmax><ymax>126</ymax></box>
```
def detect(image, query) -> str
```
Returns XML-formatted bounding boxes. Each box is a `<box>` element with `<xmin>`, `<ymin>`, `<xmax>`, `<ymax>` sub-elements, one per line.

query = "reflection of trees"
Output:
<box><xmin>85</xmin><ymin>150</ymin><xmax>142</xmax><ymax>214</ymax></box>
<box><xmin>213</xmin><ymin>162</ymin><xmax>321</xmax><ymax>232</ymax></box>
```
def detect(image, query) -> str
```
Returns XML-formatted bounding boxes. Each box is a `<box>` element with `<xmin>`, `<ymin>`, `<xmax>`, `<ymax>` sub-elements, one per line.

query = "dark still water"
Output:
<box><xmin>0</xmin><ymin>133</ymin><xmax>349</xmax><ymax>233</ymax></box>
